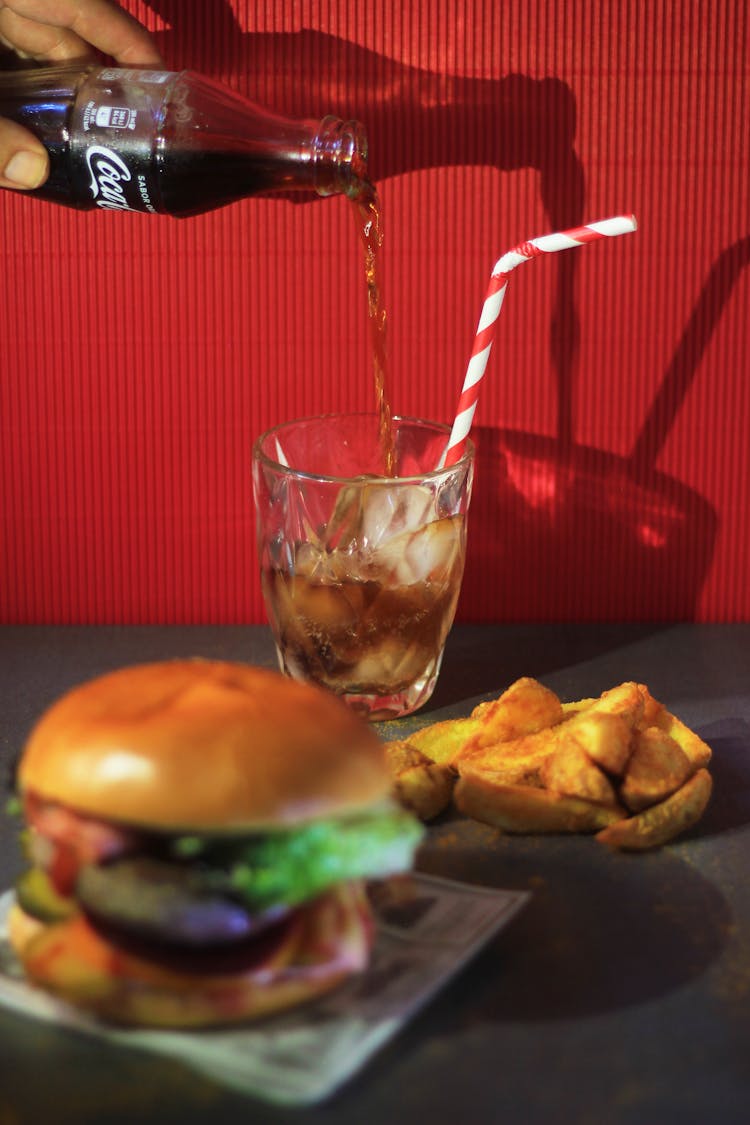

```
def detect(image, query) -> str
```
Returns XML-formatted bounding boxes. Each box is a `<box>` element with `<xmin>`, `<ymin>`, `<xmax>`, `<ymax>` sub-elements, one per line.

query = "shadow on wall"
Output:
<box><xmin>146</xmin><ymin>3</ymin><xmax>749</xmax><ymax>620</ymax></box>
<box><xmin>462</xmin><ymin>427</ymin><xmax>718</xmax><ymax>621</ymax></box>
<box><xmin>461</xmin><ymin>236</ymin><xmax>750</xmax><ymax>620</ymax></box>
<box><xmin>148</xmin><ymin>2</ymin><xmax>585</xmax><ymax>451</ymax></box>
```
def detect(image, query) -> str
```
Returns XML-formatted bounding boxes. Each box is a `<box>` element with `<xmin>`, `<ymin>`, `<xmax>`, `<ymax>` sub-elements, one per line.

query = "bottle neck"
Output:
<box><xmin>311</xmin><ymin>116</ymin><xmax>370</xmax><ymax>199</ymax></box>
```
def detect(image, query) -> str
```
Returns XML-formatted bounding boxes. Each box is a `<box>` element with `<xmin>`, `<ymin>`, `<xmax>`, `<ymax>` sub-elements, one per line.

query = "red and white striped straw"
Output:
<box><xmin>440</xmin><ymin>214</ymin><xmax>638</xmax><ymax>468</ymax></box>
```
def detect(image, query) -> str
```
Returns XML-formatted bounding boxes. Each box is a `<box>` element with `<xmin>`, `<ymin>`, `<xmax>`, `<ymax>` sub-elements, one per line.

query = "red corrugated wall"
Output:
<box><xmin>1</xmin><ymin>0</ymin><xmax>748</xmax><ymax>624</ymax></box>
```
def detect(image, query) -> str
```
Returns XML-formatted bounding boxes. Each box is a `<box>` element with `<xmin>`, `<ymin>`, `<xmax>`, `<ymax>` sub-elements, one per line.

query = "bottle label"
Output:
<box><xmin>70</xmin><ymin>69</ymin><xmax>175</xmax><ymax>213</ymax></box>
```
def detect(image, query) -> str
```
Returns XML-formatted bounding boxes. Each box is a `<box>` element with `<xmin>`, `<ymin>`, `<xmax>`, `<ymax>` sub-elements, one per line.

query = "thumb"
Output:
<box><xmin>0</xmin><ymin>117</ymin><xmax>49</xmax><ymax>189</ymax></box>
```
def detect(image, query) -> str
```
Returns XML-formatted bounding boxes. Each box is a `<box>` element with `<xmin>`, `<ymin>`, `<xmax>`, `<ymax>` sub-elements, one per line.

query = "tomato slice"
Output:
<box><xmin>23</xmin><ymin>793</ymin><xmax>140</xmax><ymax>895</ymax></box>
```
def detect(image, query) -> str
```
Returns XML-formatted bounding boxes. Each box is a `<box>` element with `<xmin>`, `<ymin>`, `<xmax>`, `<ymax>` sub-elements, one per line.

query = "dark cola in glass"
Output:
<box><xmin>0</xmin><ymin>63</ymin><xmax>370</xmax><ymax>215</ymax></box>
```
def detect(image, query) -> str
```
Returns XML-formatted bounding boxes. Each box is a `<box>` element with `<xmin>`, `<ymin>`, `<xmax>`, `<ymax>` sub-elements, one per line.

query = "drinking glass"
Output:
<box><xmin>252</xmin><ymin>413</ymin><xmax>474</xmax><ymax>720</ymax></box>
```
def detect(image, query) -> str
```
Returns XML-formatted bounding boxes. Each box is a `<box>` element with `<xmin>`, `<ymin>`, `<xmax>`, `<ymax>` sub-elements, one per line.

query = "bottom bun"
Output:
<box><xmin>10</xmin><ymin>882</ymin><xmax>374</xmax><ymax>1028</ymax></box>
<box><xmin>7</xmin><ymin>901</ymin><xmax>46</xmax><ymax>956</ymax></box>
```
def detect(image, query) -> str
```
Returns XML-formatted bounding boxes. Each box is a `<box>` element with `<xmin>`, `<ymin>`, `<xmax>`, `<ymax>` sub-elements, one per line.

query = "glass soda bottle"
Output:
<box><xmin>0</xmin><ymin>63</ymin><xmax>370</xmax><ymax>215</ymax></box>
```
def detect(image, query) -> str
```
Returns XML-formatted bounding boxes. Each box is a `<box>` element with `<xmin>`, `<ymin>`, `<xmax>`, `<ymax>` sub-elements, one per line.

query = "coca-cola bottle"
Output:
<box><xmin>0</xmin><ymin>63</ymin><xmax>370</xmax><ymax>215</ymax></box>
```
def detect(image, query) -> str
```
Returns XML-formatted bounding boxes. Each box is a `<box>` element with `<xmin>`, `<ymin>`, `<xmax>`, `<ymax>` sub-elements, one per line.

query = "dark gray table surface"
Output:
<box><xmin>1</xmin><ymin>623</ymin><xmax>749</xmax><ymax>1124</ymax></box>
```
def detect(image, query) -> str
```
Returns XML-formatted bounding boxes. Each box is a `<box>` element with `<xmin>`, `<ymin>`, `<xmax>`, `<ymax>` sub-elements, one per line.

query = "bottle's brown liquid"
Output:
<box><xmin>351</xmin><ymin>186</ymin><xmax>396</xmax><ymax>475</ymax></box>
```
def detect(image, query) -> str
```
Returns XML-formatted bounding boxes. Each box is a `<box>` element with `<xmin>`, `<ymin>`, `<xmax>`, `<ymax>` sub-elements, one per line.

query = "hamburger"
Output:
<box><xmin>7</xmin><ymin>659</ymin><xmax>422</xmax><ymax>1028</ymax></box>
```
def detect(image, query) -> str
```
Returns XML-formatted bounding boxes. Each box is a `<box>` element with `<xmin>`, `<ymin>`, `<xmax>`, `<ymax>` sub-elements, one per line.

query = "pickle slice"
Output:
<box><xmin>15</xmin><ymin>868</ymin><xmax>76</xmax><ymax>923</ymax></box>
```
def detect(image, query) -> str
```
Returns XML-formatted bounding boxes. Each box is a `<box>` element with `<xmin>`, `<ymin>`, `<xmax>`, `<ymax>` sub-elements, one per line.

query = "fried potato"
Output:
<box><xmin>457</xmin><ymin>725</ymin><xmax>563</xmax><ymax>786</ymax></box>
<box><xmin>560</xmin><ymin>698</ymin><xmax>597</xmax><ymax>719</ymax></box>
<box><xmin>596</xmin><ymin>768</ymin><xmax>712</xmax><ymax>850</ymax></box>
<box><xmin>393</xmin><ymin>676</ymin><xmax>712</xmax><ymax>849</ymax></box>
<box><xmin>540</xmin><ymin>737</ymin><xmax>622</xmax><ymax>808</ymax></box>
<box><xmin>384</xmin><ymin>740</ymin><xmax>455</xmax><ymax>821</ymax></box>
<box><xmin>636</xmin><ymin>683</ymin><xmax>666</xmax><ymax>728</ymax></box>
<box><xmin>636</xmin><ymin>685</ymin><xmax>712</xmax><ymax>769</ymax></box>
<box><xmin>586</xmin><ymin>681</ymin><xmax>646</xmax><ymax>726</ymax></box>
<box><xmin>462</xmin><ymin>677</ymin><xmax>563</xmax><ymax>753</ymax></box>
<box><xmin>407</xmin><ymin>716</ymin><xmax>482</xmax><ymax>766</ymax></box>
<box><xmin>620</xmin><ymin>727</ymin><xmax>693</xmax><ymax>812</ymax></box>
<box><xmin>555</xmin><ymin>682</ymin><xmax>644</xmax><ymax>732</ymax></box>
<box><xmin>654</xmin><ymin>712</ymin><xmax>712</xmax><ymax>770</ymax></box>
<box><xmin>562</xmin><ymin>711</ymin><xmax>635</xmax><ymax>777</ymax></box>
<box><xmin>470</xmin><ymin>699</ymin><xmax>494</xmax><ymax>720</ymax></box>
<box><xmin>458</xmin><ymin>684</ymin><xmax>637</xmax><ymax>788</ymax></box>
<box><xmin>455</xmin><ymin>770</ymin><xmax>625</xmax><ymax>834</ymax></box>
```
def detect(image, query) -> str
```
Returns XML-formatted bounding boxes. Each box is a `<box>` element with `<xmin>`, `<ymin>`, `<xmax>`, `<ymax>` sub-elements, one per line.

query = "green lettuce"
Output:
<box><xmin>173</xmin><ymin>802</ymin><xmax>423</xmax><ymax>910</ymax></box>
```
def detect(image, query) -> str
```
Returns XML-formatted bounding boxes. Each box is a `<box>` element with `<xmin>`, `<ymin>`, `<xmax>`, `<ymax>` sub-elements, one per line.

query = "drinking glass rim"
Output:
<box><xmin>252</xmin><ymin>412</ymin><xmax>475</xmax><ymax>485</ymax></box>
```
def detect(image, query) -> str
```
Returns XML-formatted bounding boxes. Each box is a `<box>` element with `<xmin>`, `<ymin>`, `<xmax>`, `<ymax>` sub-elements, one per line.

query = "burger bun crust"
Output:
<box><xmin>7</xmin><ymin>882</ymin><xmax>374</xmax><ymax>1028</ymax></box>
<box><xmin>18</xmin><ymin>660</ymin><xmax>391</xmax><ymax>831</ymax></box>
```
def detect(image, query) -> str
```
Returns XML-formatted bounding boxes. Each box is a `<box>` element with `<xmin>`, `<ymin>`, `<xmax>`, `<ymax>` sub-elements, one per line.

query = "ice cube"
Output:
<box><xmin>369</xmin><ymin>516</ymin><xmax>463</xmax><ymax>585</ymax></box>
<box><xmin>292</xmin><ymin>539</ymin><xmax>358</xmax><ymax>584</ymax></box>
<box><xmin>359</xmin><ymin>482</ymin><xmax>434</xmax><ymax>548</ymax></box>
<box><xmin>327</xmin><ymin>480</ymin><xmax>435</xmax><ymax>554</ymax></box>
<box><xmin>294</xmin><ymin>540</ymin><xmax>329</xmax><ymax>581</ymax></box>
<box><xmin>405</xmin><ymin>516</ymin><xmax>463</xmax><ymax>583</ymax></box>
<box><xmin>292</xmin><ymin>576</ymin><xmax>361</xmax><ymax>630</ymax></box>
<box><xmin>365</xmin><ymin>528</ymin><xmax>419</xmax><ymax>584</ymax></box>
<box><xmin>327</xmin><ymin>481</ymin><xmax>366</xmax><ymax>548</ymax></box>
<box><xmin>347</xmin><ymin>638</ymin><xmax>428</xmax><ymax>692</ymax></box>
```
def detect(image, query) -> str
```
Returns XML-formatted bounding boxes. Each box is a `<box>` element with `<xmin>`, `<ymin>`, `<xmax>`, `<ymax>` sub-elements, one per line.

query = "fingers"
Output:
<box><xmin>0</xmin><ymin>115</ymin><xmax>49</xmax><ymax>188</ymax></box>
<box><xmin>68</xmin><ymin>0</ymin><xmax>165</xmax><ymax>65</ymax></box>
<box><xmin>0</xmin><ymin>1</ymin><xmax>162</xmax><ymax>193</ymax></box>
<box><xmin>0</xmin><ymin>8</ymin><xmax>95</xmax><ymax>61</ymax></box>
<box><xmin>0</xmin><ymin>1</ymin><xmax>164</xmax><ymax>65</ymax></box>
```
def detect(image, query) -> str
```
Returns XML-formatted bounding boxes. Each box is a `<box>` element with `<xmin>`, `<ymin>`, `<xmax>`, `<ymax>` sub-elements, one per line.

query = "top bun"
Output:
<box><xmin>19</xmin><ymin>660</ymin><xmax>391</xmax><ymax>831</ymax></box>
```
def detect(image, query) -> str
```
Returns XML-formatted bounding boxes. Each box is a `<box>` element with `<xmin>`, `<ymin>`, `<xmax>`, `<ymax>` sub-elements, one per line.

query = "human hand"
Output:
<box><xmin>0</xmin><ymin>0</ymin><xmax>163</xmax><ymax>189</ymax></box>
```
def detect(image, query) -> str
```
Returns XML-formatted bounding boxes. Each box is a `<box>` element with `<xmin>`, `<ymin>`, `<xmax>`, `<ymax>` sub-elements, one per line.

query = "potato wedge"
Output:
<box><xmin>456</xmin><ymin>726</ymin><xmax>562</xmax><ymax>786</ymax></box>
<box><xmin>540</xmin><ymin>737</ymin><xmax>622</xmax><ymax>807</ymax></box>
<box><xmin>596</xmin><ymin>768</ymin><xmax>712</xmax><ymax>850</ymax></box>
<box><xmin>401</xmin><ymin>677</ymin><xmax>713</xmax><ymax>849</ymax></box>
<box><xmin>455</xmin><ymin>769</ymin><xmax>625</xmax><ymax>834</ymax></box>
<box><xmin>636</xmin><ymin>683</ymin><xmax>666</xmax><ymax>728</ymax></box>
<box><xmin>458</xmin><ymin>688</ymin><xmax>637</xmax><ymax>786</ymax></box>
<box><xmin>635</xmin><ymin>686</ymin><xmax>712</xmax><ymax>768</ymax></box>
<box><xmin>563</xmin><ymin>711</ymin><xmax>635</xmax><ymax>777</ymax></box>
<box><xmin>561</xmin><ymin>698</ymin><xmax>597</xmax><ymax>717</ymax></box>
<box><xmin>620</xmin><ymin>727</ymin><xmax>693</xmax><ymax>812</ymax></box>
<box><xmin>654</xmin><ymin>712</ymin><xmax>712</xmax><ymax>770</ymax></box>
<box><xmin>407</xmin><ymin>716</ymin><xmax>482</xmax><ymax>766</ymax></box>
<box><xmin>586</xmin><ymin>681</ymin><xmax>646</xmax><ymax>726</ymax></box>
<box><xmin>384</xmin><ymin>740</ymin><xmax>455</xmax><ymax>821</ymax></box>
<box><xmin>463</xmin><ymin>677</ymin><xmax>563</xmax><ymax>752</ymax></box>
